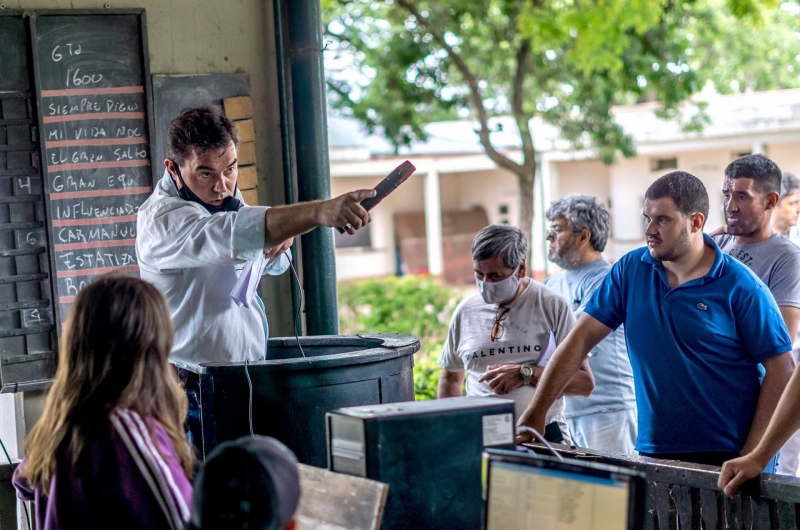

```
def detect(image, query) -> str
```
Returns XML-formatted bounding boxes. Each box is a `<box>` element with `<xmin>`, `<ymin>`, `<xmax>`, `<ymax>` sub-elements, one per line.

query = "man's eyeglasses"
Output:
<box><xmin>545</xmin><ymin>226</ymin><xmax>581</xmax><ymax>240</ymax></box>
<box><xmin>491</xmin><ymin>306</ymin><xmax>510</xmax><ymax>342</ymax></box>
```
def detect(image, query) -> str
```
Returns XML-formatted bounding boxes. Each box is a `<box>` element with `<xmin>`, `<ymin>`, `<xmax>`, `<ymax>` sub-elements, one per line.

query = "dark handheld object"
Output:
<box><xmin>336</xmin><ymin>160</ymin><xmax>416</xmax><ymax>234</ymax></box>
<box><xmin>543</xmin><ymin>421</ymin><xmax>565</xmax><ymax>444</ymax></box>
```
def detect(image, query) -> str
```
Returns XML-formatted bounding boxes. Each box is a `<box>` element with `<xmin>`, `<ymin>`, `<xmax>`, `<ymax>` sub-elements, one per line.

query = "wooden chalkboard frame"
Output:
<box><xmin>0</xmin><ymin>9</ymin><xmax>58</xmax><ymax>392</ymax></box>
<box><xmin>29</xmin><ymin>9</ymin><xmax>155</xmax><ymax>336</ymax></box>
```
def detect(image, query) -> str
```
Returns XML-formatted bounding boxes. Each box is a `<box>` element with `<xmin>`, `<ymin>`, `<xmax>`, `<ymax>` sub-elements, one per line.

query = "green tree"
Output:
<box><xmin>338</xmin><ymin>275</ymin><xmax>461</xmax><ymax>400</ymax></box>
<box><xmin>324</xmin><ymin>0</ymin><xmax>800</xmax><ymax>259</ymax></box>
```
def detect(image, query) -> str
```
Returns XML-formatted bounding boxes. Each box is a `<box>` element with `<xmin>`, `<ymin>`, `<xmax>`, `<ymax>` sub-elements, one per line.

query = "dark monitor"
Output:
<box><xmin>483</xmin><ymin>449</ymin><xmax>646</xmax><ymax>530</ymax></box>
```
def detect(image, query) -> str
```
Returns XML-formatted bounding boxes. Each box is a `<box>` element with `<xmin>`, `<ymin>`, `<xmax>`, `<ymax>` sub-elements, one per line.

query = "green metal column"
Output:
<box><xmin>283</xmin><ymin>0</ymin><xmax>339</xmax><ymax>335</ymax></box>
<box><xmin>273</xmin><ymin>0</ymin><xmax>302</xmax><ymax>331</ymax></box>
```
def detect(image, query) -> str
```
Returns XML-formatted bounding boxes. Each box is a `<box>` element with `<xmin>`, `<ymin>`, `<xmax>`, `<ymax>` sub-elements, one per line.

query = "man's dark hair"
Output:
<box><xmin>780</xmin><ymin>172</ymin><xmax>800</xmax><ymax>201</ymax></box>
<box><xmin>724</xmin><ymin>154</ymin><xmax>782</xmax><ymax>195</ymax></box>
<box><xmin>645</xmin><ymin>171</ymin><xmax>710</xmax><ymax>223</ymax></box>
<box><xmin>167</xmin><ymin>106</ymin><xmax>240</xmax><ymax>167</ymax></box>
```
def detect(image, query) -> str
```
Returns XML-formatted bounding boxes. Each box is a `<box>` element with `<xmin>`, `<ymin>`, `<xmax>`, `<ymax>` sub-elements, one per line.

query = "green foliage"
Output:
<box><xmin>338</xmin><ymin>276</ymin><xmax>462</xmax><ymax>400</ymax></box>
<box><xmin>324</xmin><ymin>0</ymin><xmax>800</xmax><ymax>161</ymax></box>
<box><xmin>686</xmin><ymin>0</ymin><xmax>800</xmax><ymax>94</ymax></box>
<box><xmin>338</xmin><ymin>275</ymin><xmax>460</xmax><ymax>338</ymax></box>
<box><xmin>412</xmin><ymin>341</ymin><xmax>445</xmax><ymax>401</ymax></box>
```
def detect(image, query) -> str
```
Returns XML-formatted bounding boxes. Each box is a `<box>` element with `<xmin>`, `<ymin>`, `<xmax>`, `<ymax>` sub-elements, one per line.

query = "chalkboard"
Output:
<box><xmin>152</xmin><ymin>73</ymin><xmax>250</xmax><ymax>177</ymax></box>
<box><xmin>30</xmin><ymin>10</ymin><xmax>154</xmax><ymax>330</ymax></box>
<box><xmin>0</xmin><ymin>11</ymin><xmax>57</xmax><ymax>392</ymax></box>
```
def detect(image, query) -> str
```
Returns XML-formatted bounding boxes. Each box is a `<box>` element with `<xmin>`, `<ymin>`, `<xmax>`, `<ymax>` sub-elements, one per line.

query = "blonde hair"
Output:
<box><xmin>19</xmin><ymin>274</ymin><xmax>194</xmax><ymax>490</ymax></box>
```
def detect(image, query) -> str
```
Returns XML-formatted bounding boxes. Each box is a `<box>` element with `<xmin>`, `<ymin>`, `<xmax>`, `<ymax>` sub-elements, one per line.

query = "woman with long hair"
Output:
<box><xmin>13</xmin><ymin>275</ymin><xmax>195</xmax><ymax>529</ymax></box>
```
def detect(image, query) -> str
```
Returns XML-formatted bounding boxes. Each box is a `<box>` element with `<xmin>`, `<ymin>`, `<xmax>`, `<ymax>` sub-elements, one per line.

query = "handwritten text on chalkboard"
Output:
<box><xmin>33</xmin><ymin>13</ymin><xmax>153</xmax><ymax>326</ymax></box>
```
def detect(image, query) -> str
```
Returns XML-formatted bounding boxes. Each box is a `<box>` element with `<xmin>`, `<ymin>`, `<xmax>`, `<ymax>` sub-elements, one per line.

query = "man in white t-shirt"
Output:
<box><xmin>437</xmin><ymin>225</ymin><xmax>594</xmax><ymax>443</ymax></box>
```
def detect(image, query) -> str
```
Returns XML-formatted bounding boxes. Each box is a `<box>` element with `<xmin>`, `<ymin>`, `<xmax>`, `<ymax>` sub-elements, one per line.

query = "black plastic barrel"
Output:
<box><xmin>196</xmin><ymin>333</ymin><xmax>419</xmax><ymax>466</ymax></box>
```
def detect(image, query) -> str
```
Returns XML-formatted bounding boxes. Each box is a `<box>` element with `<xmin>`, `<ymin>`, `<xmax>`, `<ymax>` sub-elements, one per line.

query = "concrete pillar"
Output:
<box><xmin>424</xmin><ymin>168</ymin><xmax>444</xmax><ymax>276</ymax></box>
<box><xmin>535</xmin><ymin>157</ymin><xmax>557</xmax><ymax>278</ymax></box>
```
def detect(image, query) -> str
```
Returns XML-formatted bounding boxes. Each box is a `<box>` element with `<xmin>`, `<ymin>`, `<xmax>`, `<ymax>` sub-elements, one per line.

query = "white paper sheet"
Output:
<box><xmin>230</xmin><ymin>251</ymin><xmax>269</xmax><ymax>308</ymax></box>
<box><xmin>536</xmin><ymin>330</ymin><xmax>558</xmax><ymax>367</ymax></box>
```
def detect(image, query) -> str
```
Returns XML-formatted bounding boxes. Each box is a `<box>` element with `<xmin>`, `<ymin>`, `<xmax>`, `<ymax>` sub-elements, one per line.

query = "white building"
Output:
<box><xmin>329</xmin><ymin>88</ymin><xmax>800</xmax><ymax>282</ymax></box>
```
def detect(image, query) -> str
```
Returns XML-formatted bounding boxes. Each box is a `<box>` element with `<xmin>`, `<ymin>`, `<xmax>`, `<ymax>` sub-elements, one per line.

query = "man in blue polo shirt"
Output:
<box><xmin>517</xmin><ymin>171</ymin><xmax>796</xmax><ymax>467</ymax></box>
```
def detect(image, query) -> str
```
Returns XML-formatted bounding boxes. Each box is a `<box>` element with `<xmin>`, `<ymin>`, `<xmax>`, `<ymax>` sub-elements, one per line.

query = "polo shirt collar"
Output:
<box><xmin>641</xmin><ymin>233</ymin><xmax>724</xmax><ymax>283</ymax></box>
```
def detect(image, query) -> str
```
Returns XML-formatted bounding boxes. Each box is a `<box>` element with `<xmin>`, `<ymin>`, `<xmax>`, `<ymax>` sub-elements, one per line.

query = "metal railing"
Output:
<box><xmin>525</xmin><ymin>444</ymin><xmax>800</xmax><ymax>529</ymax></box>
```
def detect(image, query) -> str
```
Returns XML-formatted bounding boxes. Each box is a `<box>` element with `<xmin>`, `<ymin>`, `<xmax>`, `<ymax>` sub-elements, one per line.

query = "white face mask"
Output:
<box><xmin>477</xmin><ymin>267</ymin><xmax>521</xmax><ymax>305</ymax></box>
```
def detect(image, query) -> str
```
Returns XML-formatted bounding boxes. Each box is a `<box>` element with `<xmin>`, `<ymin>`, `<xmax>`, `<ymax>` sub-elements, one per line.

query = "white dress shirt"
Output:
<box><xmin>136</xmin><ymin>170</ymin><xmax>290</xmax><ymax>370</ymax></box>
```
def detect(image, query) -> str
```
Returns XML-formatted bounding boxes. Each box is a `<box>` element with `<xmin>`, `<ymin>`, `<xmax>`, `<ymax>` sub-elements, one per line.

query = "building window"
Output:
<box><xmin>651</xmin><ymin>157</ymin><xmax>678</xmax><ymax>171</ymax></box>
<box><xmin>334</xmin><ymin>225</ymin><xmax>372</xmax><ymax>249</ymax></box>
<box><xmin>733</xmin><ymin>151</ymin><xmax>752</xmax><ymax>159</ymax></box>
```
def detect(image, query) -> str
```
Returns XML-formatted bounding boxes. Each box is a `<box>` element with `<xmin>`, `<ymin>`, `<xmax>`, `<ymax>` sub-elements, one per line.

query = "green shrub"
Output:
<box><xmin>338</xmin><ymin>276</ymin><xmax>462</xmax><ymax>400</ymax></box>
<box><xmin>412</xmin><ymin>341</ymin><xmax>444</xmax><ymax>400</ymax></box>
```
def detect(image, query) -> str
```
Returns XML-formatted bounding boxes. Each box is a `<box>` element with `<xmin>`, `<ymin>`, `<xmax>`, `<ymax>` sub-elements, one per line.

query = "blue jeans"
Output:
<box><xmin>177</xmin><ymin>368</ymin><xmax>202</xmax><ymax>451</ymax></box>
<box><xmin>567</xmin><ymin>409</ymin><xmax>638</xmax><ymax>455</ymax></box>
<box><xmin>765</xmin><ymin>453</ymin><xmax>779</xmax><ymax>474</ymax></box>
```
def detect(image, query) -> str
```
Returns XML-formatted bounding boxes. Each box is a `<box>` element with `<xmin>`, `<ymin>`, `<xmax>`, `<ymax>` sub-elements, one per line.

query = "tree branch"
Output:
<box><xmin>395</xmin><ymin>0</ymin><xmax>524</xmax><ymax>176</ymax></box>
<box><xmin>512</xmin><ymin>40</ymin><xmax>536</xmax><ymax>174</ymax></box>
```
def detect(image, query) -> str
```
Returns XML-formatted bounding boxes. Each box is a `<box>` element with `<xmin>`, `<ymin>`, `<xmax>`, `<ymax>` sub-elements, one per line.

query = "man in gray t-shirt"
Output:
<box><xmin>437</xmin><ymin>225</ymin><xmax>594</xmax><ymax>443</ymax></box>
<box><xmin>714</xmin><ymin>233</ymin><xmax>800</xmax><ymax>308</ymax></box>
<box><xmin>714</xmin><ymin>155</ymin><xmax>800</xmax><ymax>475</ymax></box>
<box><xmin>544</xmin><ymin>195</ymin><xmax>637</xmax><ymax>454</ymax></box>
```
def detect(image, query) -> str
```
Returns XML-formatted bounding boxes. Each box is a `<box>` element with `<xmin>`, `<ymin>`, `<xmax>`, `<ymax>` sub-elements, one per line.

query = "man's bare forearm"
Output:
<box><xmin>747</xmin><ymin>363</ymin><xmax>800</xmax><ymax>466</ymax></box>
<box><xmin>437</xmin><ymin>370</ymin><xmax>464</xmax><ymax>398</ymax></box>
<box><xmin>533</xmin><ymin>362</ymin><xmax>594</xmax><ymax>397</ymax></box>
<box><xmin>518</xmin><ymin>314</ymin><xmax>610</xmax><ymax>431</ymax></box>
<box><xmin>262</xmin><ymin>188</ymin><xmax>376</xmax><ymax>248</ymax></box>
<box><xmin>263</xmin><ymin>202</ymin><xmax>323</xmax><ymax>248</ymax></box>
<box><xmin>742</xmin><ymin>351</ymin><xmax>795</xmax><ymax>455</ymax></box>
<box><xmin>562</xmin><ymin>363</ymin><xmax>594</xmax><ymax>397</ymax></box>
<box><xmin>518</xmin><ymin>335</ymin><xmax>590</xmax><ymax>429</ymax></box>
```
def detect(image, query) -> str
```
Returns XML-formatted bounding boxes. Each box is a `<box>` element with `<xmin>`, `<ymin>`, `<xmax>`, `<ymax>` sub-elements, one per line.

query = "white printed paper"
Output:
<box><xmin>482</xmin><ymin>413</ymin><xmax>514</xmax><ymax>446</ymax></box>
<box><xmin>230</xmin><ymin>251</ymin><xmax>268</xmax><ymax>308</ymax></box>
<box><xmin>536</xmin><ymin>330</ymin><xmax>557</xmax><ymax>367</ymax></box>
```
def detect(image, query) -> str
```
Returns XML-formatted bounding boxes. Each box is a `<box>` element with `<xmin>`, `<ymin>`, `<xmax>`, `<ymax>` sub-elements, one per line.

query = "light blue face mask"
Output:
<box><xmin>476</xmin><ymin>266</ymin><xmax>520</xmax><ymax>305</ymax></box>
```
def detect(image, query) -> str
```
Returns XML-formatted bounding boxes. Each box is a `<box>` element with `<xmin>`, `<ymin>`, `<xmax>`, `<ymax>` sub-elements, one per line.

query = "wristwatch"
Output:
<box><xmin>520</xmin><ymin>364</ymin><xmax>534</xmax><ymax>386</ymax></box>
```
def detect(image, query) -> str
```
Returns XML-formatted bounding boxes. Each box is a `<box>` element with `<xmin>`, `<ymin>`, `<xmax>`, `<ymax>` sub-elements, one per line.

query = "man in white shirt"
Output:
<box><xmin>437</xmin><ymin>225</ymin><xmax>594</xmax><ymax>442</ymax></box>
<box><xmin>137</xmin><ymin>106</ymin><xmax>374</xmax><ymax>441</ymax></box>
<box><xmin>544</xmin><ymin>195</ymin><xmax>637</xmax><ymax>454</ymax></box>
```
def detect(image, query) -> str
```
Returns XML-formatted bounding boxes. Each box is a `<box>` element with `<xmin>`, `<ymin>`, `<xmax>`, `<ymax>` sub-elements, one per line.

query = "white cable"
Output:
<box><xmin>285</xmin><ymin>250</ymin><xmax>307</xmax><ymax>358</ymax></box>
<box><xmin>516</xmin><ymin>426</ymin><xmax>564</xmax><ymax>462</ymax></box>
<box><xmin>244</xmin><ymin>249</ymin><xmax>304</xmax><ymax>439</ymax></box>
<box><xmin>244</xmin><ymin>359</ymin><xmax>254</xmax><ymax>437</ymax></box>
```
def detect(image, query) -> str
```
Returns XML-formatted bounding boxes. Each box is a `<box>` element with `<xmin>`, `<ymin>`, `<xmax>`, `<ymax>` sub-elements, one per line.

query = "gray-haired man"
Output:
<box><xmin>437</xmin><ymin>225</ymin><xmax>594</xmax><ymax>442</ymax></box>
<box><xmin>544</xmin><ymin>195</ymin><xmax>637</xmax><ymax>454</ymax></box>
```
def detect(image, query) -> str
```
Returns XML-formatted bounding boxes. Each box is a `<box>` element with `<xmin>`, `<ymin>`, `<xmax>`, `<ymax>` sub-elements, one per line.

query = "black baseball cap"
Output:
<box><xmin>186</xmin><ymin>436</ymin><xmax>301</xmax><ymax>530</ymax></box>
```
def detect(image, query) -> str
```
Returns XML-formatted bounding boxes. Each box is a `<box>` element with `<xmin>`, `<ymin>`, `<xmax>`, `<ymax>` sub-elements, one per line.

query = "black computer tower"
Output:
<box><xmin>326</xmin><ymin>397</ymin><xmax>516</xmax><ymax>530</ymax></box>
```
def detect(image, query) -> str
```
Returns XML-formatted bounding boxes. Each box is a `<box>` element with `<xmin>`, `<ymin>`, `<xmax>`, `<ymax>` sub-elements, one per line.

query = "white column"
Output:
<box><xmin>752</xmin><ymin>141</ymin><xmax>765</xmax><ymax>155</ymax></box>
<box><xmin>424</xmin><ymin>168</ymin><xmax>444</xmax><ymax>276</ymax></box>
<box><xmin>534</xmin><ymin>157</ymin><xmax>556</xmax><ymax>277</ymax></box>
